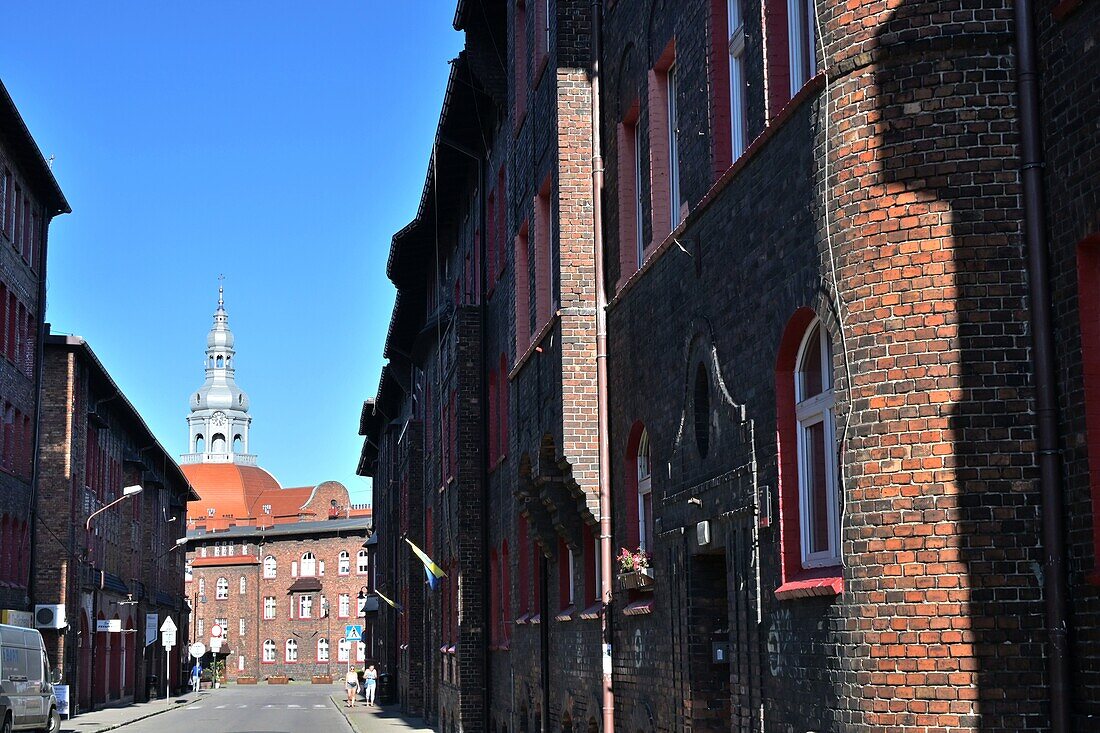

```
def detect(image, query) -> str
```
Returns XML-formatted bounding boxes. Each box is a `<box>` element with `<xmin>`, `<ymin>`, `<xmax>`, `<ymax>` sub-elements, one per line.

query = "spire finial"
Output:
<box><xmin>218</xmin><ymin>274</ymin><xmax>225</xmax><ymax>307</ymax></box>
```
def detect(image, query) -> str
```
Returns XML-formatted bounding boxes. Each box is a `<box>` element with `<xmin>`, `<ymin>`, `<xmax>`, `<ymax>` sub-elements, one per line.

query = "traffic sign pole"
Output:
<box><xmin>160</xmin><ymin>617</ymin><xmax>178</xmax><ymax>704</ymax></box>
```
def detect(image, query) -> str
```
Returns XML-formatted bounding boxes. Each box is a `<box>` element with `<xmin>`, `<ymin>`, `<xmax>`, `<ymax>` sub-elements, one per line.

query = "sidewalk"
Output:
<box><xmin>60</xmin><ymin>691</ymin><xmax>203</xmax><ymax>733</ymax></box>
<box><xmin>329</xmin><ymin>693</ymin><xmax>433</xmax><ymax>732</ymax></box>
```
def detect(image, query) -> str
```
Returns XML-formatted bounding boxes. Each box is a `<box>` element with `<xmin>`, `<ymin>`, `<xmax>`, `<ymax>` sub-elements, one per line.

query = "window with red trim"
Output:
<box><xmin>533</xmin><ymin>0</ymin><xmax>550</xmax><ymax>80</ymax></box>
<box><xmin>582</xmin><ymin>524</ymin><xmax>600</xmax><ymax>606</ymax></box>
<box><xmin>498</xmin><ymin>354</ymin><xmax>509</xmax><ymax>460</ymax></box>
<box><xmin>490</xmin><ymin>548</ymin><xmax>500</xmax><ymax>645</ymax></box>
<box><xmin>495</xmin><ymin>167</ymin><xmax>506</xmax><ymax>280</ymax></box>
<box><xmin>775</xmin><ymin>308</ymin><xmax>843</xmax><ymax>599</ymax></box>
<box><xmin>1077</xmin><ymin>234</ymin><xmax>1100</xmax><ymax>584</ymax></box>
<box><xmin>534</xmin><ymin>178</ymin><xmax>553</xmax><ymax>333</ymax></box>
<box><xmin>647</xmin><ymin>42</ymin><xmax>677</xmax><ymax>244</ymax></box>
<box><xmin>514</xmin><ymin>1</ymin><xmax>528</xmax><ymax>125</ymax></box>
<box><xmin>6</xmin><ymin>292</ymin><xmax>16</xmax><ymax>361</ymax></box>
<box><xmin>557</xmin><ymin>538</ymin><xmax>574</xmax><ymax>611</ymax></box>
<box><xmin>501</xmin><ymin>540</ymin><xmax>511</xmax><ymax>641</ymax></box>
<box><xmin>616</xmin><ymin>102</ymin><xmax>644</xmax><ymax>283</ymax></box>
<box><xmin>488</xmin><ymin>188</ymin><xmax>498</xmax><ymax>282</ymax></box>
<box><xmin>489</xmin><ymin>370</ymin><xmax>499</xmax><ymax>467</ymax></box>
<box><xmin>623</xmin><ymin>422</ymin><xmax>649</xmax><ymax>551</ymax></box>
<box><xmin>515</xmin><ymin>222</ymin><xmax>531</xmax><ymax>353</ymax></box>
<box><xmin>518</xmin><ymin>516</ymin><xmax>530</xmax><ymax>614</ymax></box>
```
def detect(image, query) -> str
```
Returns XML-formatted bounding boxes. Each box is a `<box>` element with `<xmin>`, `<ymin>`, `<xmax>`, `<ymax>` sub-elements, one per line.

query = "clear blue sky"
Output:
<box><xmin>2</xmin><ymin>2</ymin><xmax>465</xmax><ymax>505</ymax></box>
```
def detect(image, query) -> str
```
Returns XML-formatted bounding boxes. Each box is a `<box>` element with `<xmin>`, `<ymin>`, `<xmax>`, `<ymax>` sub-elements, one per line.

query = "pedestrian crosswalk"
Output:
<box><xmin>187</xmin><ymin>703</ymin><xmax>330</xmax><ymax>710</ymax></box>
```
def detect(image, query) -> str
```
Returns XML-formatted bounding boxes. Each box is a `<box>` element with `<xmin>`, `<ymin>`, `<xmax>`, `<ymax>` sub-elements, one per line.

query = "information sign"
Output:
<box><xmin>189</xmin><ymin>642</ymin><xmax>206</xmax><ymax>659</ymax></box>
<box><xmin>54</xmin><ymin>684</ymin><xmax>69</xmax><ymax>718</ymax></box>
<box><xmin>145</xmin><ymin>614</ymin><xmax>159</xmax><ymax>647</ymax></box>
<box><xmin>345</xmin><ymin>624</ymin><xmax>363</xmax><ymax>642</ymax></box>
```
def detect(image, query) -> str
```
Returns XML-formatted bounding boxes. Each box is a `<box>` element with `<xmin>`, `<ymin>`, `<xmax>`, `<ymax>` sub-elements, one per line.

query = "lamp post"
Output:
<box><xmin>85</xmin><ymin>484</ymin><xmax>143</xmax><ymax>711</ymax></box>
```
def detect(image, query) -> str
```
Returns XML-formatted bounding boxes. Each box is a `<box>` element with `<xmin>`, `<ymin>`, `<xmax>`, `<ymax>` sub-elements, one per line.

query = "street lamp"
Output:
<box><xmin>85</xmin><ymin>484</ymin><xmax>143</xmax><ymax>711</ymax></box>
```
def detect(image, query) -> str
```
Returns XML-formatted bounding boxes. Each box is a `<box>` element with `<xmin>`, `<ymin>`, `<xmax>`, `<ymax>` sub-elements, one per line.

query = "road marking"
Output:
<box><xmin>288</xmin><ymin>704</ymin><xmax>302</xmax><ymax>708</ymax></box>
<box><xmin>313</xmin><ymin>704</ymin><xmax>327</xmax><ymax>708</ymax></box>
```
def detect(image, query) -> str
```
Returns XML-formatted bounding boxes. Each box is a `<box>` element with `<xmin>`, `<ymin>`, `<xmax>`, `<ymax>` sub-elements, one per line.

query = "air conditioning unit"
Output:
<box><xmin>34</xmin><ymin>604</ymin><xmax>67</xmax><ymax>630</ymax></box>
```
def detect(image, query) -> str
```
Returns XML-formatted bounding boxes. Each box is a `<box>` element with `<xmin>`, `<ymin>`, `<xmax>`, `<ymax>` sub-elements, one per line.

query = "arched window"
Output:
<box><xmin>775</xmin><ymin>308</ymin><xmax>843</xmax><ymax>599</ymax></box>
<box><xmin>211</xmin><ymin>433</ymin><xmax>226</xmax><ymax>453</ymax></box>
<box><xmin>263</xmin><ymin>555</ymin><xmax>276</xmax><ymax>579</ymax></box>
<box><xmin>794</xmin><ymin>318</ymin><xmax>839</xmax><ymax>566</ymax></box>
<box><xmin>300</xmin><ymin>552</ymin><xmax>317</xmax><ymax>577</ymax></box>
<box><xmin>338</xmin><ymin>551</ymin><xmax>351</xmax><ymax>575</ymax></box>
<box><xmin>637</xmin><ymin>428</ymin><xmax>652</xmax><ymax>552</ymax></box>
<box><xmin>194</xmin><ymin>434</ymin><xmax>205</xmax><ymax>453</ymax></box>
<box><xmin>337</xmin><ymin>638</ymin><xmax>350</xmax><ymax>662</ymax></box>
<box><xmin>317</xmin><ymin>638</ymin><xmax>329</xmax><ymax>662</ymax></box>
<box><xmin>262</xmin><ymin>639</ymin><xmax>276</xmax><ymax>663</ymax></box>
<box><xmin>216</xmin><ymin>577</ymin><xmax>229</xmax><ymax>599</ymax></box>
<box><xmin>356</xmin><ymin>549</ymin><xmax>369</xmax><ymax>574</ymax></box>
<box><xmin>285</xmin><ymin>639</ymin><xmax>298</xmax><ymax>662</ymax></box>
<box><xmin>216</xmin><ymin>355</ymin><xmax>223</xmax><ymax>368</ymax></box>
<box><xmin>232</xmin><ymin>435</ymin><xmax>243</xmax><ymax>453</ymax></box>
<box><xmin>239</xmin><ymin>576</ymin><xmax>246</xmax><ymax>594</ymax></box>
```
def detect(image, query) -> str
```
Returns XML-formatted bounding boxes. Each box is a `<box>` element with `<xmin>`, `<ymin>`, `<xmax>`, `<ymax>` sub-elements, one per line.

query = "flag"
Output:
<box><xmin>374</xmin><ymin>589</ymin><xmax>405</xmax><ymax>614</ymax></box>
<box><xmin>405</xmin><ymin>537</ymin><xmax>446</xmax><ymax>590</ymax></box>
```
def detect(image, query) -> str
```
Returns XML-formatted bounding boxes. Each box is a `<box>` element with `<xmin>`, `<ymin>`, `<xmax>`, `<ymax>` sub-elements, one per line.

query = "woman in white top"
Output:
<box><xmin>345</xmin><ymin>668</ymin><xmax>360</xmax><ymax>707</ymax></box>
<box><xmin>364</xmin><ymin>664</ymin><xmax>378</xmax><ymax>705</ymax></box>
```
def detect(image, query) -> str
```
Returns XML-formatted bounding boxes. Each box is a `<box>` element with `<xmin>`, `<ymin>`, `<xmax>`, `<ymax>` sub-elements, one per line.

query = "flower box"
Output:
<box><xmin>236</xmin><ymin>676</ymin><xmax>257</xmax><ymax>685</ymax></box>
<box><xmin>618</xmin><ymin>567</ymin><xmax>654</xmax><ymax>591</ymax></box>
<box><xmin>311</xmin><ymin>675</ymin><xmax>333</xmax><ymax>684</ymax></box>
<box><xmin>267</xmin><ymin>675</ymin><xmax>289</xmax><ymax>685</ymax></box>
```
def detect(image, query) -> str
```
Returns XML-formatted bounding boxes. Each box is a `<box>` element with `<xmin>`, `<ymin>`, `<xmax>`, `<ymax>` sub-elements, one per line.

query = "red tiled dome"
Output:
<box><xmin>183</xmin><ymin>463</ymin><xmax>282</xmax><ymax>521</ymax></box>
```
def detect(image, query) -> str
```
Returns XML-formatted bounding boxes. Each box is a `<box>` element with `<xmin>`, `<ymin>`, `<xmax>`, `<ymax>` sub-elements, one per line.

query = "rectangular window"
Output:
<box><xmin>514</xmin><ymin>1</ymin><xmax>528</xmax><ymax>123</ymax></box>
<box><xmin>318</xmin><ymin>638</ymin><xmax>329</xmax><ymax>662</ymax></box>
<box><xmin>558</xmin><ymin>538</ymin><xmax>574</xmax><ymax>610</ymax></box>
<box><xmin>339</xmin><ymin>593</ymin><xmax>350</xmax><ymax>618</ymax></box>
<box><xmin>647</xmin><ymin>42</ymin><xmax>677</xmax><ymax>244</ymax></box>
<box><xmin>338</xmin><ymin>638</ymin><xmax>350</xmax><ymax>663</ymax></box>
<box><xmin>514</xmin><ymin>222</ymin><xmax>531</xmax><ymax>353</ymax></box>
<box><xmin>728</xmin><ymin>0</ymin><xmax>748</xmax><ymax>160</ymax></box>
<box><xmin>263</xmin><ymin>597</ymin><xmax>276</xmax><ymax>620</ymax></box>
<box><xmin>298</xmin><ymin>594</ymin><xmax>313</xmax><ymax>619</ymax></box>
<box><xmin>583</xmin><ymin>524</ymin><xmax>600</xmax><ymax>606</ymax></box>
<box><xmin>0</xmin><ymin>169</ymin><xmax>7</xmax><ymax>234</ymax></box>
<box><xmin>1077</xmin><ymin>235</ymin><xmax>1100</xmax><ymax>585</ymax></box>
<box><xmin>787</xmin><ymin>0</ymin><xmax>817</xmax><ymax>95</ymax></box>
<box><xmin>533</xmin><ymin>178</ymin><xmax>553</xmax><ymax>332</ymax></box>
<box><xmin>238</xmin><ymin>655</ymin><xmax>245</xmax><ymax>672</ymax></box>
<box><xmin>239</xmin><ymin>619</ymin><xmax>245</xmax><ymax>637</ymax></box>
<box><xmin>357</xmin><ymin>551</ymin><xmax>369</xmax><ymax>574</ymax></box>
<box><xmin>495</xmin><ymin>167</ymin><xmax>506</xmax><ymax>280</ymax></box>
<box><xmin>615</xmin><ymin>104</ymin><xmax>644</xmax><ymax>281</ymax></box>
<box><xmin>285</xmin><ymin>640</ymin><xmax>298</xmax><ymax>663</ymax></box>
<box><xmin>197</xmin><ymin>619</ymin><xmax>204</xmax><ymax>638</ymax></box>
<box><xmin>518</xmin><ymin>517</ymin><xmax>530</xmax><ymax>614</ymax></box>
<box><xmin>533</xmin><ymin>0</ymin><xmax>550</xmax><ymax>77</ymax></box>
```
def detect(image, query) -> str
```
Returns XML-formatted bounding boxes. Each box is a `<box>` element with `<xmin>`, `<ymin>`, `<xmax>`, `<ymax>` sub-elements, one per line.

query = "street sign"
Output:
<box><xmin>345</xmin><ymin>624</ymin><xmax>363</xmax><ymax>642</ymax></box>
<box><xmin>210</xmin><ymin>624</ymin><xmax>223</xmax><ymax>638</ymax></box>
<box><xmin>160</xmin><ymin>617</ymin><xmax>177</xmax><ymax>634</ymax></box>
<box><xmin>161</xmin><ymin>630</ymin><xmax>176</xmax><ymax>649</ymax></box>
<box><xmin>189</xmin><ymin>642</ymin><xmax>206</xmax><ymax>659</ymax></box>
<box><xmin>97</xmin><ymin>619</ymin><xmax>122</xmax><ymax>633</ymax></box>
<box><xmin>145</xmin><ymin>614</ymin><xmax>159</xmax><ymax>647</ymax></box>
<box><xmin>210</xmin><ymin>637</ymin><xmax>223</xmax><ymax>653</ymax></box>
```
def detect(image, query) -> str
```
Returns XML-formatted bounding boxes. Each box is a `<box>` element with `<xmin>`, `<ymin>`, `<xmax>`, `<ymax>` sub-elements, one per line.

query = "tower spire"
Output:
<box><xmin>181</xmin><ymin>282</ymin><xmax>256</xmax><ymax>466</ymax></box>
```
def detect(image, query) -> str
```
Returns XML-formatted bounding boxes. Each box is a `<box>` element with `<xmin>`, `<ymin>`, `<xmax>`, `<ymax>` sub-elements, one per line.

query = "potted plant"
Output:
<box><xmin>617</xmin><ymin>548</ymin><xmax>654</xmax><ymax>590</ymax></box>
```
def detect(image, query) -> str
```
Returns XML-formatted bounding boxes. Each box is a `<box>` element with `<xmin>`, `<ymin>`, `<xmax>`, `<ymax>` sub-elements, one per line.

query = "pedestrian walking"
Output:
<box><xmin>190</xmin><ymin>662</ymin><xmax>202</xmax><ymax>693</ymax></box>
<box><xmin>345</xmin><ymin>668</ymin><xmax>360</xmax><ymax>707</ymax></box>
<box><xmin>364</xmin><ymin>664</ymin><xmax>378</xmax><ymax>706</ymax></box>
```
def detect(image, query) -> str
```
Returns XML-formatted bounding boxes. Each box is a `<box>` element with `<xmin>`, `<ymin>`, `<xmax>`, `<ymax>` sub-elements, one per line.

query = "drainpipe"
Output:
<box><xmin>588</xmin><ymin>1</ymin><xmax>614</xmax><ymax>732</ymax></box>
<box><xmin>1013</xmin><ymin>2</ymin><xmax>1071</xmax><ymax>730</ymax></box>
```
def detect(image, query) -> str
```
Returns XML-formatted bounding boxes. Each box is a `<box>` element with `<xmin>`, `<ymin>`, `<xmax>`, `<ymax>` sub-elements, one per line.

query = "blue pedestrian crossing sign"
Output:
<box><xmin>345</xmin><ymin>624</ymin><xmax>363</xmax><ymax>643</ymax></box>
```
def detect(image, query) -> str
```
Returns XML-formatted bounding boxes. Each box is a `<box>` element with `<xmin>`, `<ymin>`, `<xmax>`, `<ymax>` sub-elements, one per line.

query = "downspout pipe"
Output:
<box><xmin>1013</xmin><ymin>2</ymin><xmax>1071</xmax><ymax>730</ymax></box>
<box><xmin>588</xmin><ymin>1</ymin><xmax>614</xmax><ymax>732</ymax></box>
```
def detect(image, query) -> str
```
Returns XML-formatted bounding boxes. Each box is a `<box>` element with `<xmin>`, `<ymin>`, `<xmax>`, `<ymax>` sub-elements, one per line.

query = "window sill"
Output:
<box><xmin>774</xmin><ymin>571</ymin><xmax>843</xmax><ymax>601</ymax></box>
<box><xmin>622</xmin><ymin>599</ymin><xmax>653</xmax><ymax>616</ymax></box>
<box><xmin>510</xmin><ymin>313</ymin><xmax>559</xmax><ymax>380</ymax></box>
<box><xmin>554</xmin><ymin>605</ymin><xmax>576</xmax><ymax>622</ymax></box>
<box><xmin>579</xmin><ymin>602</ymin><xmax>603</xmax><ymax>620</ymax></box>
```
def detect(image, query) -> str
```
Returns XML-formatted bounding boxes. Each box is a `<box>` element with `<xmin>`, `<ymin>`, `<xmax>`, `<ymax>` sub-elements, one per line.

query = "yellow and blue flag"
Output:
<box><xmin>405</xmin><ymin>538</ymin><xmax>446</xmax><ymax>590</ymax></box>
<box><xmin>374</xmin><ymin>589</ymin><xmax>405</xmax><ymax>614</ymax></box>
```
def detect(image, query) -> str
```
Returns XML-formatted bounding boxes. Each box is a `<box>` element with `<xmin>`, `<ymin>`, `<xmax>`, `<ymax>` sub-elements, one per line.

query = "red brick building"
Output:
<box><xmin>182</xmin><ymin>288</ymin><xmax>373</xmax><ymax>680</ymax></box>
<box><xmin>35</xmin><ymin>334</ymin><xmax>196</xmax><ymax>712</ymax></box>
<box><xmin>0</xmin><ymin>79</ymin><xmax>69</xmax><ymax>619</ymax></box>
<box><xmin>360</xmin><ymin>1</ymin><xmax>1098</xmax><ymax>732</ymax></box>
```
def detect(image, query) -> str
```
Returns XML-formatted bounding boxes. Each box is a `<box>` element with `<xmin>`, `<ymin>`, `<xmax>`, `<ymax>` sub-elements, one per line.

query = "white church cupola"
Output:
<box><xmin>181</xmin><ymin>285</ymin><xmax>257</xmax><ymax>465</ymax></box>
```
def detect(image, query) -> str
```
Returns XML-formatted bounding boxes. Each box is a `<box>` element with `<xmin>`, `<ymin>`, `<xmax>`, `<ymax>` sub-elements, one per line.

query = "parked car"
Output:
<box><xmin>0</xmin><ymin>624</ymin><xmax>60</xmax><ymax>732</ymax></box>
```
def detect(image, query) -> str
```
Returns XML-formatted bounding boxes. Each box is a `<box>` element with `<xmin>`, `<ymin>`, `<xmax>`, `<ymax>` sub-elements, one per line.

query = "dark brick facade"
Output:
<box><xmin>35</xmin><ymin>335</ymin><xmax>194</xmax><ymax>712</ymax></box>
<box><xmin>359</xmin><ymin>1</ymin><xmax>1099</xmax><ymax>731</ymax></box>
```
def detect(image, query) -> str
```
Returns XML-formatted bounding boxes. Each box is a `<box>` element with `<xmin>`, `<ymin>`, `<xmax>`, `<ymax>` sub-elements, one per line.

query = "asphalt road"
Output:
<box><xmin>112</xmin><ymin>684</ymin><xmax>350</xmax><ymax>733</ymax></box>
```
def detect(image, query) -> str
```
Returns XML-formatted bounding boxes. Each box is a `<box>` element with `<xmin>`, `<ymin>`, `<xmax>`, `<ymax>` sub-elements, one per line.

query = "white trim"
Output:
<box><xmin>637</xmin><ymin>428</ymin><xmax>653</xmax><ymax>552</ymax></box>
<box><xmin>667</xmin><ymin>64</ymin><xmax>681</xmax><ymax>228</ymax></box>
<box><xmin>634</xmin><ymin>124</ymin><xmax>645</xmax><ymax>265</ymax></box>
<box><xmin>728</xmin><ymin>0</ymin><xmax>747</xmax><ymax>159</ymax></box>
<box><xmin>787</xmin><ymin>0</ymin><xmax>817</xmax><ymax>95</ymax></box>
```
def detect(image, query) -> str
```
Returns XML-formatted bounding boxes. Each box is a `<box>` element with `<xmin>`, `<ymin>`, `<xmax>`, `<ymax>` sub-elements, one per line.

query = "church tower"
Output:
<box><xmin>181</xmin><ymin>285</ymin><xmax>256</xmax><ymax>465</ymax></box>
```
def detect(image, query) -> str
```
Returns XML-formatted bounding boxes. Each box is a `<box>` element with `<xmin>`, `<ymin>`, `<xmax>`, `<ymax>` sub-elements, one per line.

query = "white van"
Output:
<box><xmin>0</xmin><ymin>624</ymin><xmax>59</xmax><ymax>733</ymax></box>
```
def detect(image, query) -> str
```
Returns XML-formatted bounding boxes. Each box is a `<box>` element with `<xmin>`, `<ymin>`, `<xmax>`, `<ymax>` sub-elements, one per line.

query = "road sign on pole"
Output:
<box><xmin>345</xmin><ymin>624</ymin><xmax>363</xmax><ymax>642</ymax></box>
<box><xmin>210</xmin><ymin>624</ymin><xmax>223</xmax><ymax>639</ymax></box>
<box><xmin>160</xmin><ymin>617</ymin><xmax>177</xmax><ymax>649</ymax></box>
<box><xmin>189</xmin><ymin>642</ymin><xmax>206</xmax><ymax>659</ymax></box>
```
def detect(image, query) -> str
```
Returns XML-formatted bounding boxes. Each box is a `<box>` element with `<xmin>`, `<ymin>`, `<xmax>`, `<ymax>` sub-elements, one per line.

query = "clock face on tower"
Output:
<box><xmin>211</xmin><ymin>411</ymin><xmax>227</xmax><ymax>426</ymax></box>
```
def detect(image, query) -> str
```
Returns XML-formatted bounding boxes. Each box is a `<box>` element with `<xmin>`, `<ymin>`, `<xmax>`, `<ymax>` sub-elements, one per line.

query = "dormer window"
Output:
<box><xmin>262</xmin><ymin>504</ymin><xmax>271</xmax><ymax>514</ymax></box>
<box><xmin>207</xmin><ymin>507</ymin><xmax>215</xmax><ymax>517</ymax></box>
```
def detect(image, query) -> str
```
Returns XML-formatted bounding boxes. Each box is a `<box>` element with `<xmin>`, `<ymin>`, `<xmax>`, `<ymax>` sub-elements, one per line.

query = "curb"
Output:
<box><xmin>329</xmin><ymin>694</ymin><xmax>363</xmax><ymax>733</ymax></box>
<box><xmin>62</xmin><ymin>696</ymin><xmax>202</xmax><ymax>733</ymax></box>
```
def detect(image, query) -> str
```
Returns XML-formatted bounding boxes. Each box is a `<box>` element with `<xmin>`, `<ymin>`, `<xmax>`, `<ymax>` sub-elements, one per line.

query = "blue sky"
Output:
<box><xmin>2</xmin><ymin>2</ymin><xmax>464</xmax><ymax>504</ymax></box>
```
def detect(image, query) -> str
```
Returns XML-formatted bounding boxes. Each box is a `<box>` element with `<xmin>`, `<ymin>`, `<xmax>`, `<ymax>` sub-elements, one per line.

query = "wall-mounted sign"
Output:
<box><xmin>96</xmin><ymin>619</ymin><xmax>122</xmax><ymax>633</ymax></box>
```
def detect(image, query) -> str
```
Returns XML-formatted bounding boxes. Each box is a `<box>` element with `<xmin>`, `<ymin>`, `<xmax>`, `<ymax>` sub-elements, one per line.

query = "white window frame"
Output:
<box><xmin>239</xmin><ymin>618</ymin><xmax>246</xmax><ymax>637</ymax></box>
<box><xmin>197</xmin><ymin>619</ymin><xmax>204</xmax><ymax>638</ymax></box>
<box><xmin>566</xmin><ymin>548</ymin><xmax>575</xmax><ymax>606</ymax></box>
<box><xmin>337</xmin><ymin>638</ymin><xmax>350</xmax><ymax>663</ymax></box>
<box><xmin>338</xmin><ymin>594</ymin><xmax>350</xmax><ymax>618</ymax></box>
<box><xmin>262</xmin><ymin>639</ymin><xmax>276</xmax><ymax>663</ymax></box>
<box><xmin>357</xmin><ymin>641</ymin><xmax>366</xmax><ymax>662</ymax></box>
<box><xmin>239</xmin><ymin>576</ymin><xmax>246</xmax><ymax>595</ymax></box>
<box><xmin>198</xmin><ymin>577</ymin><xmax>205</xmax><ymax>595</ymax></box>
<box><xmin>238</xmin><ymin>655</ymin><xmax>245</xmax><ymax>672</ymax></box>
<box><xmin>728</xmin><ymin>0</ymin><xmax>747</xmax><ymax>159</ymax></box>
<box><xmin>215</xmin><ymin>577</ymin><xmax>229</xmax><ymax>600</ymax></box>
<box><xmin>300</xmin><ymin>552</ymin><xmax>316</xmax><ymax>577</ymax></box>
<box><xmin>637</xmin><ymin>428</ymin><xmax>653</xmax><ymax>552</ymax></box>
<box><xmin>263</xmin><ymin>555</ymin><xmax>276</xmax><ymax>579</ymax></box>
<box><xmin>285</xmin><ymin>639</ymin><xmax>297</xmax><ymax>663</ymax></box>
<box><xmin>667</xmin><ymin>64</ymin><xmax>681</xmax><ymax>228</ymax></box>
<box><xmin>357</xmin><ymin>550</ymin><xmax>369</xmax><ymax>575</ymax></box>
<box><xmin>794</xmin><ymin>319</ymin><xmax>840</xmax><ymax>568</ymax></box>
<box><xmin>263</xmin><ymin>596</ymin><xmax>276</xmax><ymax>620</ymax></box>
<box><xmin>788</xmin><ymin>0</ymin><xmax>817</xmax><ymax>95</ymax></box>
<box><xmin>298</xmin><ymin>594</ymin><xmax>313</xmax><ymax>619</ymax></box>
<box><xmin>317</xmin><ymin>638</ymin><xmax>329</xmax><ymax>662</ymax></box>
<box><xmin>291</xmin><ymin>560</ymin><xmax>298</xmax><ymax>578</ymax></box>
<box><xmin>338</xmin><ymin>551</ymin><xmax>350</xmax><ymax>575</ymax></box>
